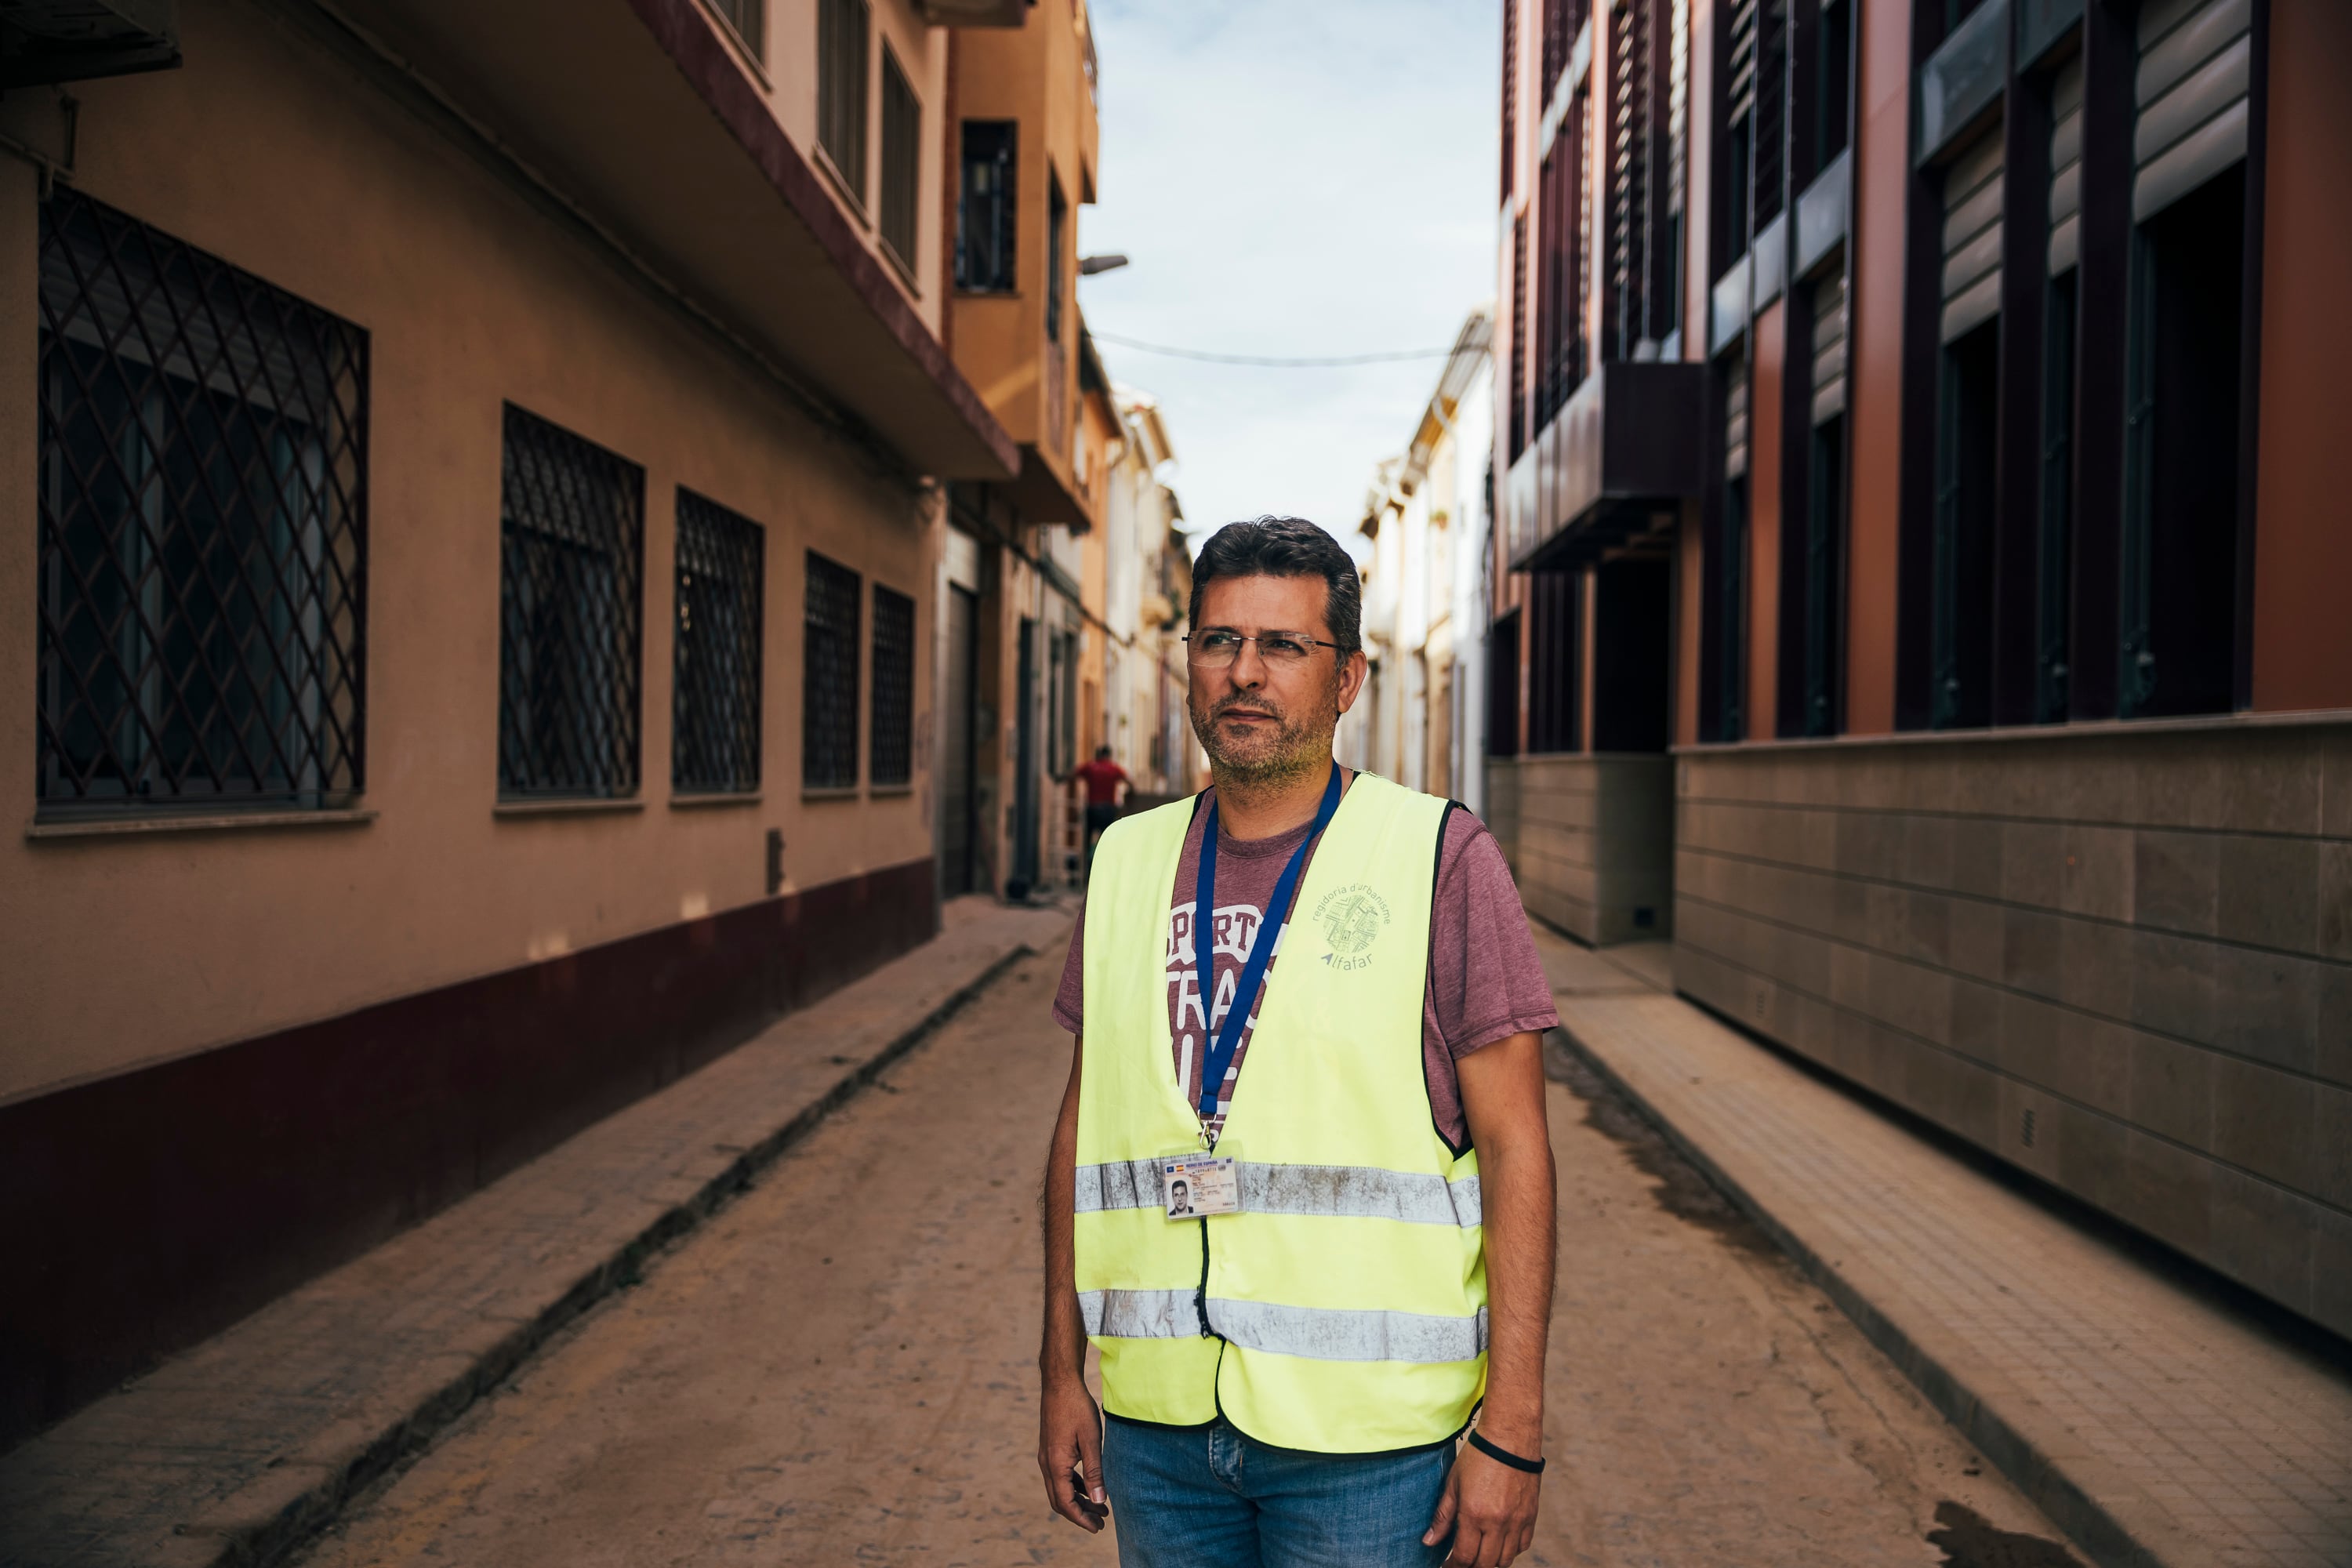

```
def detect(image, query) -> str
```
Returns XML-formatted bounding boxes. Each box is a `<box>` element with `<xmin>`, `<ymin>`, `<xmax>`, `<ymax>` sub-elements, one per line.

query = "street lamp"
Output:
<box><xmin>1078</xmin><ymin>254</ymin><xmax>1130</xmax><ymax>276</ymax></box>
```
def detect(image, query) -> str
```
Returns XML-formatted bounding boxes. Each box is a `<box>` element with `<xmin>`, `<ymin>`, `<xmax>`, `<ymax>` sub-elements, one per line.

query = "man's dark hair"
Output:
<box><xmin>1094</xmin><ymin>745</ymin><xmax>1112</xmax><ymax>759</ymax></box>
<box><xmin>1188</xmin><ymin>516</ymin><xmax>1363</xmax><ymax>660</ymax></box>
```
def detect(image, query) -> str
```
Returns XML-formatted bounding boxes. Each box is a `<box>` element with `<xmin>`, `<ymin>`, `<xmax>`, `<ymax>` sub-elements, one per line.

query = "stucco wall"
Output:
<box><xmin>0</xmin><ymin>5</ymin><xmax>936</xmax><ymax>1105</ymax></box>
<box><xmin>1672</xmin><ymin>720</ymin><xmax>2352</xmax><ymax>1337</ymax></box>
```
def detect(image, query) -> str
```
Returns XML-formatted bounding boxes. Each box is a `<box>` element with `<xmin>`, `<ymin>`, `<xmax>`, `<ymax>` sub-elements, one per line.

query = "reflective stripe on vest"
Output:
<box><xmin>1082</xmin><ymin>1289</ymin><xmax>1490</xmax><ymax>1363</ymax></box>
<box><xmin>1072</xmin><ymin>772</ymin><xmax>1485</xmax><ymax>1454</ymax></box>
<box><xmin>1076</xmin><ymin>1160</ymin><xmax>1483</xmax><ymax>1228</ymax></box>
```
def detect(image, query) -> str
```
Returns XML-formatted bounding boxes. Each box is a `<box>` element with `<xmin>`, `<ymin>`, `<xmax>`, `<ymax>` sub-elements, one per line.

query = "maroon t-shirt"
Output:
<box><xmin>1053</xmin><ymin>775</ymin><xmax>1559</xmax><ymax>1148</ymax></box>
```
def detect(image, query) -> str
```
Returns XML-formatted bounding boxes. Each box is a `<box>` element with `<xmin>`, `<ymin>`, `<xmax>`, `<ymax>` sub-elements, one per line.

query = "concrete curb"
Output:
<box><xmin>1552</xmin><ymin>1018</ymin><xmax>2166</xmax><ymax>1568</ymax></box>
<box><xmin>204</xmin><ymin>941</ymin><xmax>1040</xmax><ymax>1568</ymax></box>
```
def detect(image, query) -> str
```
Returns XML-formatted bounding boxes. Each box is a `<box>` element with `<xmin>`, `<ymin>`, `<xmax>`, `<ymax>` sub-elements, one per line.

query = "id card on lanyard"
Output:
<box><xmin>1169</xmin><ymin>763</ymin><xmax>1344</xmax><ymax>1221</ymax></box>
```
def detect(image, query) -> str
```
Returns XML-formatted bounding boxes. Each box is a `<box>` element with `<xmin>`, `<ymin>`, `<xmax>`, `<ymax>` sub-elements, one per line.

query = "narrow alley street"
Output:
<box><xmin>292</xmin><ymin>937</ymin><xmax>2081</xmax><ymax>1568</ymax></box>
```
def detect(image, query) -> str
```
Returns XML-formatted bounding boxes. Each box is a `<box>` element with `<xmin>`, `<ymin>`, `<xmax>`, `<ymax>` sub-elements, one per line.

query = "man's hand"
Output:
<box><xmin>1038</xmin><ymin>1035</ymin><xmax>1105</xmax><ymax>1532</ymax></box>
<box><xmin>1423</xmin><ymin>1443</ymin><xmax>1541</xmax><ymax>1567</ymax></box>
<box><xmin>1036</xmin><ymin>1374</ymin><xmax>1108</xmax><ymax>1533</ymax></box>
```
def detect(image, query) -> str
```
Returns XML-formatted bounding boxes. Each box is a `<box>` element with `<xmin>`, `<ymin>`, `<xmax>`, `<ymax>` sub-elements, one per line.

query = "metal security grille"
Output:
<box><xmin>35</xmin><ymin>191</ymin><xmax>368</xmax><ymax>812</ymax></box>
<box><xmin>869</xmin><ymin>583</ymin><xmax>914</xmax><ymax>787</ymax></box>
<box><xmin>497</xmin><ymin>405</ymin><xmax>644</xmax><ymax>798</ymax></box>
<box><xmin>803</xmin><ymin>551</ymin><xmax>860</xmax><ymax>789</ymax></box>
<box><xmin>672</xmin><ymin>489</ymin><xmax>764</xmax><ymax>794</ymax></box>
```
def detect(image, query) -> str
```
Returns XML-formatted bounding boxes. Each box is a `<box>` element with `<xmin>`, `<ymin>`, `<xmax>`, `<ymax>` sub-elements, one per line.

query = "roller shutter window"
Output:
<box><xmin>2133</xmin><ymin>0</ymin><xmax>2251</xmax><ymax>224</ymax></box>
<box><xmin>2047</xmin><ymin>56</ymin><xmax>2085</xmax><ymax>277</ymax></box>
<box><xmin>1725</xmin><ymin>360</ymin><xmax>1750</xmax><ymax>481</ymax></box>
<box><xmin>1940</xmin><ymin>129</ymin><xmax>2003</xmax><ymax>344</ymax></box>
<box><xmin>1810</xmin><ymin>270</ymin><xmax>1847</xmax><ymax>426</ymax></box>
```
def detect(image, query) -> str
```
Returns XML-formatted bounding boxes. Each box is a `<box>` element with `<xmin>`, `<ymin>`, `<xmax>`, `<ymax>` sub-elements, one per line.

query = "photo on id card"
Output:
<box><xmin>1160</xmin><ymin>1152</ymin><xmax>1239</xmax><ymax>1218</ymax></box>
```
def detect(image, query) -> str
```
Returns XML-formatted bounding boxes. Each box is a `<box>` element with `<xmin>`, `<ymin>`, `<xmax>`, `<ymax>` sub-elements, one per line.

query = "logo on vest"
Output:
<box><xmin>1314</xmin><ymin>884</ymin><xmax>1391</xmax><ymax>971</ymax></box>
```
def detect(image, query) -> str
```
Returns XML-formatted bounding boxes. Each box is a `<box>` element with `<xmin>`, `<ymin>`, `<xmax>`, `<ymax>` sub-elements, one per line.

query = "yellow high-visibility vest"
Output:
<box><xmin>1073</xmin><ymin>771</ymin><xmax>1486</xmax><ymax>1454</ymax></box>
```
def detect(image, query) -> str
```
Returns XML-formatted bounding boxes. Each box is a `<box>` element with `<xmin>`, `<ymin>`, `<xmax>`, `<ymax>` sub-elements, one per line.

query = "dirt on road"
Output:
<box><xmin>297</xmin><ymin>942</ymin><xmax>2081</xmax><ymax>1568</ymax></box>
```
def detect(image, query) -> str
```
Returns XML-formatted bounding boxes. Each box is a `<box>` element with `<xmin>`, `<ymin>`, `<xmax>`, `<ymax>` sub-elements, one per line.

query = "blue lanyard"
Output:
<box><xmin>1192</xmin><ymin>764</ymin><xmax>1345</xmax><ymax>1118</ymax></box>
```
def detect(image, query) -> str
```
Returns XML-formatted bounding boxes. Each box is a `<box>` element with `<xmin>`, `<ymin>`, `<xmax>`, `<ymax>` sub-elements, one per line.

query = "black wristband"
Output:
<box><xmin>1466</xmin><ymin>1428</ymin><xmax>1546</xmax><ymax>1474</ymax></box>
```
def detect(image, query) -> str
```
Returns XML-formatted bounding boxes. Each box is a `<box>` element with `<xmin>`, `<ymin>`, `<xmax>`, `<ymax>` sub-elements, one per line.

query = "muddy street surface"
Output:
<box><xmin>298</xmin><ymin>944</ymin><xmax>2082</xmax><ymax>1567</ymax></box>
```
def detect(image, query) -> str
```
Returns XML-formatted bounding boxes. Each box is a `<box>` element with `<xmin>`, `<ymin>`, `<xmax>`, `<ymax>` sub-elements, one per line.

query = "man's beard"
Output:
<box><xmin>1189</xmin><ymin>685</ymin><xmax>1338</xmax><ymax>788</ymax></box>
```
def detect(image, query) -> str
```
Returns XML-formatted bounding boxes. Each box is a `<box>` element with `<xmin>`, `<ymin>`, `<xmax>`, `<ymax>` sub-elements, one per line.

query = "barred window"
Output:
<box><xmin>818</xmin><ymin>0</ymin><xmax>871</xmax><ymax>201</ymax></box>
<box><xmin>803</xmin><ymin>551</ymin><xmax>860</xmax><ymax>789</ymax></box>
<box><xmin>35</xmin><ymin>191</ymin><xmax>367</xmax><ymax>814</ymax></box>
<box><xmin>869</xmin><ymin>584</ymin><xmax>914</xmax><ymax>786</ymax></box>
<box><xmin>878</xmin><ymin>45</ymin><xmax>921</xmax><ymax>270</ymax></box>
<box><xmin>497</xmin><ymin>405</ymin><xmax>644</xmax><ymax>799</ymax></box>
<box><xmin>673</xmin><ymin>489</ymin><xmax>764</xmax><ymax>794</ymax></box>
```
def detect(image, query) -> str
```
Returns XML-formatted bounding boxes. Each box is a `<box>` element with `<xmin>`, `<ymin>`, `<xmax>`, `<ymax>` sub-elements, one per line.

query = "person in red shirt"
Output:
<box><xmin>1073</xmin><ymin>746</ymin><xmax>1131</xmax><ymax>876</ymax></box>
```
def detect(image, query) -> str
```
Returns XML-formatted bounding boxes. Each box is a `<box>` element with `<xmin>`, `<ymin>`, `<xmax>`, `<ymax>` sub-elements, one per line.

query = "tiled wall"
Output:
<box><xmin>1487</xmin><ymin>755</ymin><xmax>1674</xmax><ymax>946</ymax></box>
<box><xmin>1672</xmin><ymin>719</ymin><xmax>2352</xmax><ymax>1338</ymax></box>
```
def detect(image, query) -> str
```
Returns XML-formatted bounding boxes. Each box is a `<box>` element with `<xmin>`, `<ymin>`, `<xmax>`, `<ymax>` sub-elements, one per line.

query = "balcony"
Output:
<box><xmin>1506</xmin><ymin>361</ymin><xmax>1709</xmax><ymax>572</ymax></box>
<box><xmin>310</xmin><ymin>0</ymin><xmax>1015</xmax><ymax>479</ymax></box>
<box><xmin>0</xmin><ymin>0</ymin><xmax>178</xmax><ymax>85</ymax></box>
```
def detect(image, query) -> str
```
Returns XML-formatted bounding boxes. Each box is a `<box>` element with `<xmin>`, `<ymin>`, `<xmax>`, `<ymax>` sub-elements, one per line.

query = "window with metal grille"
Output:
<box><xmin>1609</xmin><ymin>0</ymin><xmax>1652</xmax><ymax>358</ymax></box>
<box><xmin>803</xmin><ymin>551</ymin><xmax>860</xmax><ymax>789</ymax></box>
<box><xmin>672</xmin><ymin>489</ymin><xmax>763</xmax><ymax>794</ymax></box>
<box><xmin>35</xmin><ymin>191</ymin><xmax>368</xmax><ymax>814</ymax></box>
<box><xmin>1508</xmin><ymin>214</ymin><xmax>1528</xmax><ymax>460</ymax></box>
<box><xmin>878</xmin><ymin>45</ymin><xmax>920</xmax><ymax>270</ymax></box>
<box><xmin>956</xmin><ymin>121</ymin><xmax>1016</xmax><ymax>291</ymax></box>
<box><xmin>818</xmin><ymin>0</ymin><xmax>870</xmax><ymax>201</ymax></box>
<box><xmin>1751</xmin><ymin>1</ymin><xmax>1790</xmax><ymax>230</ymax></box>
<box><xmin>497</xmin><ymin>406</ymin><xmax>644</xmax><ymax>798</ymax></box>
<box><xmin>1501</xmin><ymin>0</ymin><xmax>1518</xmax><ymax>201</ymax></box>
<box><xmin>1667</xmin><ymin>0</ymin><xmax>1689</xmax><ymax>336</ymax></box>
<box><xmin>708</xmin><ymin>0</ymin><xmax>763</xmax><ymax>60</ymax></box>
<box><xmin>1724</xmin><ymin>0</ymin><xmax>1758</xmax><ymax>256</ymax></box>
<box><xmin>869</xmin><ymin>583</ymin><xmax>913</xmax><ymax>786</ymax></box>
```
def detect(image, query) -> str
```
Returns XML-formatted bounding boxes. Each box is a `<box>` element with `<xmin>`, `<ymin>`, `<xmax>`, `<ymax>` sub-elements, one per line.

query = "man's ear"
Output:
<box><xmin>1334</xmin><ymin>648</ymin><xmax>1370</xmax><ymax>714</ymax></box>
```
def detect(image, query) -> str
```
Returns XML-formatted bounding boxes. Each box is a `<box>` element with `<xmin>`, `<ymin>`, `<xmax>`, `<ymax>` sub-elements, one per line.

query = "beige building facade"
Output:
<box><xmin>0</xmin><ymin>0</ymin><xmax>1022</xmax><ymax>1444</ymax></box>
<box><xmin>1099</xmin><ymin>388</ymin><xmax>1198</xmax><ymax>803</ymax></box>
<box><xmin>936</xmin><ymin>0</ymin><xmax>1121</xmax><ymax>899</ymax></box>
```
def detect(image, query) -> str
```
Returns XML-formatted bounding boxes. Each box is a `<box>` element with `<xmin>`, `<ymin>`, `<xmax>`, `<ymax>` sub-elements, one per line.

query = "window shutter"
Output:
<box><xmin>1725</xmin><ymin>361</ymin><xmax>1750</xmax><ymax>481</ymax></box>
<box><xmin>2132</xmin><ymin>0</ymin><xmax>2251</xmax><ymax>223</ymax></box>
<box><xmin>1810</xmin><ymin>270</ymin><xmax>1847</xmax><ymax>426</ymax></box>
<box><xmin>1940</xmin><ymin>129</ymin><xmax>2003</xmax><ymax>343</ymax></box>
<box><xmin>2047</xmin><ymin>56</ymin><xmax>2085</xmax><ymax>276</ymax></box>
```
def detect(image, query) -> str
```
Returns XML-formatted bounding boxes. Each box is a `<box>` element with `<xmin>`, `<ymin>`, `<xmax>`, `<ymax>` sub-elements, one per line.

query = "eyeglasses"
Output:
<box><xmin>1183</xmin><ymin>630</ymin><xmax>1344</xmax><ymax>668</ymax></box>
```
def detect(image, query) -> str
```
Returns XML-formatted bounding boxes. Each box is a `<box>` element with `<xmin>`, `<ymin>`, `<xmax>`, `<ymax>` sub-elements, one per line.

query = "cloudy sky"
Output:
<box><xmin>1076</xmin><ymin>1</ymin><xmax>1500</xmax><ymax>550</ymax></box>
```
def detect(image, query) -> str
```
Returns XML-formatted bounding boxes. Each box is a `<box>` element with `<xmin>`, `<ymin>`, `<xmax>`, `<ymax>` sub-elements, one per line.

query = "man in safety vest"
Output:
<box><xmin>1040</xmin><ymin>517</ymin><xmax>1563</xmax><ymax>1567</ymax></box>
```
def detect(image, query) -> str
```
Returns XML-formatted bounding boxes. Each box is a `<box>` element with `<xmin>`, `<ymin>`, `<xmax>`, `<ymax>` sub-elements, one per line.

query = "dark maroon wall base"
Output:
<box><xmin>0</xmin><ymin>858</ymin><xmax>938</xmax><ymax>1450</ymax></box>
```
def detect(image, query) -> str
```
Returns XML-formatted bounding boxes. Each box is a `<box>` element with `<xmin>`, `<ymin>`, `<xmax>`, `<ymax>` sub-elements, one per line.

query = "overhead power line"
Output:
<box><xmin>1087</xmin><ymin>332</ymin><xmax>1461</xmax><ymax>368</ymax></box>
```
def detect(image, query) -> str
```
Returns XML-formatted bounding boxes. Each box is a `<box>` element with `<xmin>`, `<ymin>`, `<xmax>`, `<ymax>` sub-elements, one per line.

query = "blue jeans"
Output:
<box><xmin>1101</xmin><ymin>1415</ymin><xmax>1455</xmax><ymax>1568</ymax></box>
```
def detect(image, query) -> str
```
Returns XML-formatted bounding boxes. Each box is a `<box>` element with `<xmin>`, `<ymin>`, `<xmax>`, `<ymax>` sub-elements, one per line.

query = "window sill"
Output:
<box><xmin>813</xmin><ymin>144</ymin><xmax>871</xmax><ymax>230</ymax></box>
<box><xmin>493</xmin><ymin>797</ymin><xmax>647</xmax><ymax>818</ymax></box>
<box><xmin>879</xmin><ymin>235</ymin><xmax>920</xmax><ymax>296</ymax></box>
<box><xmin>955</xmin><ymin>286</ymin><xmax>1023</xmax><ymax>300</ymax></box>
<box><xmin>800</xmin><ymin>786</ymin><xmax>863</xmax><ymax>802</ymax></box>
<box><xmin>671</xmin><ymin>791</ymin><xmax>762</xmax><ymax>809</ymax></box>
<box><xmin>26</xmin><ymin>808</ymin><xmax>378</xmax><ymax>842</ymax></box>
<box><xmin>868</xmin><ymin>782</ymin><xmax>916</xmax><ymax>797</ymax></box>
<box><xmin>699</xmin><ymin>1</ymin><xmax>771</xmax><ymax>88</ymax></box>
